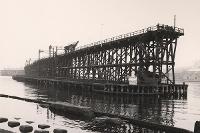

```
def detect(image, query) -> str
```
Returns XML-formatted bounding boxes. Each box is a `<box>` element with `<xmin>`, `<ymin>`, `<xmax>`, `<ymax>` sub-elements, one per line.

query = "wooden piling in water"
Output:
<box><xmin>194</xmin><ymin>121</ymin><xmax>200</xmax><ymax>133</ymax></box>
<box><xmin>12</xmin><ymin>75</ymin><xmax>188</xmax><ymax>96</ymax></box>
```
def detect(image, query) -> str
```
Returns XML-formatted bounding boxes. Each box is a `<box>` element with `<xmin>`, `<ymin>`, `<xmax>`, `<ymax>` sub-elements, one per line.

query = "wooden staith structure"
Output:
<box><xmin>22</xmin><ymin>24</ymin><xmax>187</xmax><ymax>95</ymax></box>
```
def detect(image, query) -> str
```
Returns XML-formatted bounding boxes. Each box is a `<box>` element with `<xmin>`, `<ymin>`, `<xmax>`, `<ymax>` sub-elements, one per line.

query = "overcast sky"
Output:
<box><xmin>0</xmin><ymin>0</ymin><xmax>199</xmax><ymax>69</ymax></box>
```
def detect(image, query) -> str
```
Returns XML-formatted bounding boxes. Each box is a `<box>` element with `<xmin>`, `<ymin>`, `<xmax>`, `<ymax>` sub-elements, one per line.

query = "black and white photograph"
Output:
<box><xmin>0</xmin><ymin>0</ymin><xmax>200</xmax><ymax>132</ymax></box>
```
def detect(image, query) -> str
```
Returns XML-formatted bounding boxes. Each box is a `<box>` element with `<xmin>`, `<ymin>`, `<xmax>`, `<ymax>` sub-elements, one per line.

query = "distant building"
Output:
<box><xmin>175</xmin><ymin>68</ymin><xmax>200</xmax><ymax>82</ymax></box>
<box><xmin>0</xmin><ymin>69</ymin><xmax>25</xmax><ymax>76</ymax></box>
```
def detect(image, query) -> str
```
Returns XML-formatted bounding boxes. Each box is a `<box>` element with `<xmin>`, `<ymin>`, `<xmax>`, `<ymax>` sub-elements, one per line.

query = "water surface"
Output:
<box><xmin>0</xmin><ymin>76</ymin><xmax>199</xmax><ymax>131</ymax></box>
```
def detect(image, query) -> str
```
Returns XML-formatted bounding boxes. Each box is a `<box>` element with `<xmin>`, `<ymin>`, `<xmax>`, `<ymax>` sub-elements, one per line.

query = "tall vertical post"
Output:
<box><xmin>52</xmin><ymin>47</ymin><xmax>55</xmax><ymax>78</ymax></box>
<box><xmin>174</xmin><ymin>15</ymin><xmax>176</xmax><ymax>29</ymax></box>
<box><xmin>38</xmin><ymin>50</ymin><xmax>40</xmax><ymax>77</ymax></box>
<box><xmin>49</xmin><ymin>45</ymin><xmax>52</xmax><ymax>58</ymax></box>
<box><xmin>38</xmin><ymin>49</ymin><xmax>40</xmax><ymax>60</ymax></box>
<box><xmin>55</xmin><ymin>46</ymin><xmax>57</xmax><ymax>78</ymax></box>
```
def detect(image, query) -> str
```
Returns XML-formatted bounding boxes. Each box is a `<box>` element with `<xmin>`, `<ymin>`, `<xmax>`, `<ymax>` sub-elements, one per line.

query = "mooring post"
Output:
<box><xmin>194</xmin><ymin>121</ymin><xmax>200</xmax><ymax>133</ymax></box>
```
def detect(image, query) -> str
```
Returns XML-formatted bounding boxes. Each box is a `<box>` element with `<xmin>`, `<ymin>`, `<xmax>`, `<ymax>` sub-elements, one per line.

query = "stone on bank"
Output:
<box><xmin>8</xmin><ymin>121</ymin><xmax>20</xmax><ymax>127</ymax></box>
<box><xmin>0</xmin><ymin>117</ymin><xmax>8</xmax><ymax>123</ymax></box>
<box><xmin>53</xmin><ymin>128</ymin><xmax>67</xmax><ymax>133</ymax></box>
<box><xmin>19</xmin><ymin>125</ymin><xmax>33</xmax><ymax>132</ymax></box>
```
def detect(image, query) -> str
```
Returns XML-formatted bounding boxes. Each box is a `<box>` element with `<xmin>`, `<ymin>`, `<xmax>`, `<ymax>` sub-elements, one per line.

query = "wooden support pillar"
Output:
<box><xmin>194</xmin><ymin>121</ymin><xmax>200</xmax><ymax>133</ymax></box>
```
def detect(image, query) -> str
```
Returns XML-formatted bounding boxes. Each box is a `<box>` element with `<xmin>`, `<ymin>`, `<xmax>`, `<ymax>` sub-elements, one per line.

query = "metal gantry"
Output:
<box><xmin>25</xmin><ymin>24</ymin><xmax>184</xmax><ymax>86</ymax></box>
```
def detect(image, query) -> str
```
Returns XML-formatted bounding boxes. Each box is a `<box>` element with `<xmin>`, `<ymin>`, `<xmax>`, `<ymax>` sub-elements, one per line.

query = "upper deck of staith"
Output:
<box><xmin>71</xmin><ymin>24</ymin><xmax>184</xmax><ymax>54</ymax></box>
<box><xmin>24</xmin><ymin>24</ymin><xmax>186</xmax><ymax>91</ymax></box>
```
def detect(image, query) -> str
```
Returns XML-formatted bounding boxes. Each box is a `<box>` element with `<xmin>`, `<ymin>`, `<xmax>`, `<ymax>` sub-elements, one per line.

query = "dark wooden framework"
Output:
<box><xmin>25</xmin><ymin>24</ymin><xmax>184</xmax><ymax>85</ymax></box>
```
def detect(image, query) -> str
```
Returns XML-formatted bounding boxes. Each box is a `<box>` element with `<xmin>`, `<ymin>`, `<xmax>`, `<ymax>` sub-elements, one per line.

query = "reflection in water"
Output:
<box><xmin>25</xmin><ymin>82</ymin><xmax>187</xmax><ymax>128</ymax></box>
<box><xmin>84</xmin><ymin>120</ymin><xmax>155</xmax><ymax>133</ymax></box>
<box><xmin>0</xmin><ymin>77</ymin><xmax>92</xmax><ymax>133</ymax></box>
<box><xmin>0</xmin><ymin>76</ymin><xmax>192</xmax><ymax>132</ymax></box>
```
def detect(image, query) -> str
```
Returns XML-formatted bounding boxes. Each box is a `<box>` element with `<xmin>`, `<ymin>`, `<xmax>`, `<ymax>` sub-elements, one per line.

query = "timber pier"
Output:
<box><xmin>13</xmin><ymin>24</ymin><xmax>187</xmax><ymax>96</ymax></box>
<box><xmin>13</xmin><ymin>75</ymin><xmax>187</xmax><ymax>96</ymax></box>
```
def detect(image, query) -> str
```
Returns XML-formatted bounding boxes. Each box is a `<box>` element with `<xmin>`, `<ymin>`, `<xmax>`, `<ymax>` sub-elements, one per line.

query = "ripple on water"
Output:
<box><xmin>1</xmin><ymin>76</ymin><xmax>200</xmax><ymax>131</ymax></box>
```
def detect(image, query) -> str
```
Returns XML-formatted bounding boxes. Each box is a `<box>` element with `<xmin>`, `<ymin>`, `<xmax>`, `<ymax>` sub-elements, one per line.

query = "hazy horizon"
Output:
<box><xmin>0</xmin><ymin>0</ymin><xmax>200</xmax><ymax>70</ymax></box>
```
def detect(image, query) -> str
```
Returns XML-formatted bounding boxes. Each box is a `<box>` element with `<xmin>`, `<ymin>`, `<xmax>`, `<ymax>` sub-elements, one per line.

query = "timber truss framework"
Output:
<box><xmin>25</xmin><ymin>24</ymin><xmax>184</xmax><ymax>85</ymax></box>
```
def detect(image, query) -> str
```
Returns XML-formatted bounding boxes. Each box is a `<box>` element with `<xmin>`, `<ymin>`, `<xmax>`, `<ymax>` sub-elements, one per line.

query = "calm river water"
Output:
<box><xmin>0</xmin><ymin>76</ymin><xmax>200</xmax><ymax>132</ymax></box>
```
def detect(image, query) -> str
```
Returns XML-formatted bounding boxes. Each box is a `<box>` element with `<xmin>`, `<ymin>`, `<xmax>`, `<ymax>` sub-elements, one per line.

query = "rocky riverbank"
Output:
<box><xmin>0</xmin><ymin>117</ymin><xmax>68</xmax><ymax>133</ymax></box>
